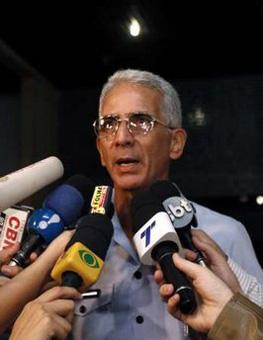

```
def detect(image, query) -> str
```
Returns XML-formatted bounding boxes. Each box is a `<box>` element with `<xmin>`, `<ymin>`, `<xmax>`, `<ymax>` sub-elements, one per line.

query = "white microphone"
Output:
<box><xmin>0</xmin><ymin>156</ymin><xmax>64</xmax><ymax>212</ymax></box>
<box><xmin>133</xmin><ymin>211</ymin><xmax>182</xmax><ymax>265</ymax></box>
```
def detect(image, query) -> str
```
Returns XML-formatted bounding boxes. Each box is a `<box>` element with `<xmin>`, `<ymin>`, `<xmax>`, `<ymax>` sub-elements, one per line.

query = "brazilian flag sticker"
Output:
<box><xmin>79</xmin><ymin>250</ymin><xmax>100</xmax><ymax>268</ymax></box>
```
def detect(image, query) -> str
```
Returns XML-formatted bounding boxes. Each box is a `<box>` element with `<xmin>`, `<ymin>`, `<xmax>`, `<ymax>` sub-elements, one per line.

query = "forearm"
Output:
<box><xmin>208</xmin><ymin>292</ymin><xmax>263</xmax><ymax>340</ymax></box>
<box><xmin>0</xmin><ymin>249</ymin><xmax>58</xmax><ymax>333</ymax></box>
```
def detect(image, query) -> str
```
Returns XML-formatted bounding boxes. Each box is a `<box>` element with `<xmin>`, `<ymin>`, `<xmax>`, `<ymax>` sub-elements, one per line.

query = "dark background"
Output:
<box><xmin>0</xmin><ymin>1</ymin><xmax>263</xmax><ymax>265</ymax></box>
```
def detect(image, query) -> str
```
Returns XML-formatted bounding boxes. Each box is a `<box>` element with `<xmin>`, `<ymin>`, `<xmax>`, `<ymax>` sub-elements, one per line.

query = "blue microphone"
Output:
<box><xmin>9</xmin><ymin>175</ymin><xmax>94</xmax><ymax>267</ymax></box>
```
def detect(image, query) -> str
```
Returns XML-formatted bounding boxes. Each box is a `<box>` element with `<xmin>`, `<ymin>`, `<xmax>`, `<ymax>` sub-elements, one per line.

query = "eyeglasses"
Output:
<box><xmin>93</xmin><ymin>112</ymin><xmax>172</xmax><ymax>139</ymax></box>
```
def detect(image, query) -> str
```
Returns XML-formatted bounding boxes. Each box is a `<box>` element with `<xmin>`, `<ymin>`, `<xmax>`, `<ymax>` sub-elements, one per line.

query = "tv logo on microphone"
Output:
<box><xmin>37</xmin><ymin>214</ymin><xmax>61</xmax><ymax>230</ymax></box>
<box><xmin>133</xmin><ymin>211</ymin><xmax>183</xmax><ymax>266</ymax></box>
<box><xmin>164</xmin><ymin>198</ymin><xmax>193</xmax><ymax>222</ymax></box>
<box><xmin>79</xmin><ymin>249</ymin><xmax>100</xmax><ymax>269</ymax></box>
<box><xmin>140</xmin><ymin>220</ymin><xmax>156</xmax><ymax>247</ymax></box>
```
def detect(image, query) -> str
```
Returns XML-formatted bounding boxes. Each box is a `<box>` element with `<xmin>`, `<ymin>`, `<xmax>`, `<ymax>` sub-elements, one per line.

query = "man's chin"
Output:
<box><xmin>114</xmin><ymin>177</ymin><xmax>151</xmax><ymax>192</ymax></box>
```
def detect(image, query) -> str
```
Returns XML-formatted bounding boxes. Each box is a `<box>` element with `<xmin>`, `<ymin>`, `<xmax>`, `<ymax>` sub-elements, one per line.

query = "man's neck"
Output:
<box><xmin>114</xmin><ymin>189</ymin><xmax>135</xmax><ymax>240</ymax></box>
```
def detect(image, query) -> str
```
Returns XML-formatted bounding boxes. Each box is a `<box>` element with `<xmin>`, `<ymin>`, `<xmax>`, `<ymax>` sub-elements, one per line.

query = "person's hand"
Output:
<box><xmin>0</xmin><ymin>243</ymin><xmax>22</xmax><ymax>280</ymax></box>
<box><xmin>9</xmin><ymin>286</ymin><xmax>81</xmax><ymax>340</ymax></box>
<box><xmin>156</xmin><ymin>253</ymin><xmax>233</xmax><ymax>333</ymax></box>
<box><xmin>1</xmin><ymin>230</ymin><xmax>74</xmax><ymax>284</ymax></box>
<box><xmin>38</xmin><ymin>230</ymin><xmax>74</xmax><ymax>267</ymax></box>
<box><xmin>188</xmin><ymin>229</ymin><xmax>241</xmax><ymax>292</ymax></box>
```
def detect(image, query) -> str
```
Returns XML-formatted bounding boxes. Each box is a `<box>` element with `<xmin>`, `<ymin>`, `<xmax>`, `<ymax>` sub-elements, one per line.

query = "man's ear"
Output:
<box><xmin>169</xmin><ymin>128</ymin><xmax>187</xmax><ymax>160</ymax></box>
<box><xmin>96</xmin><ymin>138</ymin><xmax>106</xmax><ymax>167</ymax></box>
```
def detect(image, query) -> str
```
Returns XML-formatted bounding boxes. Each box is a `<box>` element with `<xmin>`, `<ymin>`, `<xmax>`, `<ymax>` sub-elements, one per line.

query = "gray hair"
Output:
<box><xmin>99</xmin><ymin>69</ymin><xmax>182</xmax><ymax>128</ymax></box>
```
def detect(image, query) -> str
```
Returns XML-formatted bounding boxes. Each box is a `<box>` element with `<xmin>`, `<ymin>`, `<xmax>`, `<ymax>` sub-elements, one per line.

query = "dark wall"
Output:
<box><xmin>0</xmin><ymin>94</ymin><xmax>20</xmax><ymax>174</ymax></box>
<box><xmin>57</xmin><ymin>88</ymin><xmax>111</xmax><ymax>184</ymax></box>
<box><xmin>173</xmin><ymin>75</ymin><xmax>263</xmax><ymax>197</ymax></box>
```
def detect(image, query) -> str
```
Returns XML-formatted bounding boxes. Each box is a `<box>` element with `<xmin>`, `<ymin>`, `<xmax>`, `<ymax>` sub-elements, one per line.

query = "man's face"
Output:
<box><xmin>96</xmin><ymin>83</ymin><xmax>186</xmax><ymax>192</ymax></box>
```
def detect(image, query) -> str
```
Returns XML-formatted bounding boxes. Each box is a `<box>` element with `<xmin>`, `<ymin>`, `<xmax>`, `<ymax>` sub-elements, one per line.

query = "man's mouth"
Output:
<box><xmin>115</xmin><ymin>158</ymin><xmax>139</xmax><ymax>166</ymax></box>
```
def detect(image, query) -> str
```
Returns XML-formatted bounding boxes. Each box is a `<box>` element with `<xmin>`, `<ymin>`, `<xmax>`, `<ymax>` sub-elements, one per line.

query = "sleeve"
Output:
<box><xmin>193</xmin><ymin>203</ymin><xmax>263</xmax><ymax>282</ymax></box>
<box><xmin>228</xmin><ymin>257</ymin><xmax>263</xmax><ymax>307</ymax></box>
<box><xmin>208</xmin><ymin>293</ymin><xmax>263</xmax><ymax>340</ymax></box>
<box><xmin>224</xmin><ymin>222</ymin><xmax>263</xmax><ymax>282</ymax></box>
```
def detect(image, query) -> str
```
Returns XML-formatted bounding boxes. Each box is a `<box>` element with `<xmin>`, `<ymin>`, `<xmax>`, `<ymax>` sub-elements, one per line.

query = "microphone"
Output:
<box><xmin>0</xmin><ymin>156</ymin><xmax>64</xmax><ymax>212</ymax></box>
<box><xmin>51</xmin><ymin>185</ymin><xmax>114</xmax><ymax>290</ymax></box>
<box><xmin>131</xmin><ymin>190</ymin><xmax>197</xmax><ymax>314</ymax></box>
<box><xmin>0</xmin><ymin>204</ymin><xmax>34</xmax><ymax>250</ymax></box>
<box><xmin>9</xmin><ymin>175</ymin><xmax>94</xmax><ymax>267</ymax></box>
<box><xmin>150</xmin><ymin>180</ymin><xmax>206</xmax><ymax>267</ymax></box>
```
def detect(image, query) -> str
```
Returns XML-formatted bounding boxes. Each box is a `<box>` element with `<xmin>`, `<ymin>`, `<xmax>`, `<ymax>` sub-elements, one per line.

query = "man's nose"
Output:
<box><xmin>114</xmin><ymin>120</ymin><xmax>134</xmax><ymax>145</ymax></box>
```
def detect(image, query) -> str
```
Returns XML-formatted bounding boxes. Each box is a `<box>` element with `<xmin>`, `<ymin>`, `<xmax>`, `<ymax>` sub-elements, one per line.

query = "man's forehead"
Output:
<box><xmin>101</xmin><ymin>84</ymin><xmax>162</xmax><ymax>114</ymax></box>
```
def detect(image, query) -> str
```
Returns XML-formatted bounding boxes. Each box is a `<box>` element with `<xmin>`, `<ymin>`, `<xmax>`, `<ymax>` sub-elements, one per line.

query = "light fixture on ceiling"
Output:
<box><xmin>256</xmin><ymin>195</ymin><xmax>263</xmax><ymax>205</ymax></box>
<box><xmin>129</xmin><ymin>18</ymin><xmax>141</xmax><ymax>37</ymax></box>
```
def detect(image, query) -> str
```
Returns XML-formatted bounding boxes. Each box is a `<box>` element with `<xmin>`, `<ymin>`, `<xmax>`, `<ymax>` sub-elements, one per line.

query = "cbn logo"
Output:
<box><xmin>79</xmin><ymin>250</ymin><xmax>100</xmax><ymax>268</ymax></box>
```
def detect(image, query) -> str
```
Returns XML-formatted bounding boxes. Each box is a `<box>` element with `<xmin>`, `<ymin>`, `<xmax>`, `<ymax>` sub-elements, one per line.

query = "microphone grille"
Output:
<box><xmin>66</xmin><ymin>214</ymin><xmax>113</xmax><ymax>260</ymax></box>
<box><xmin>150</xmin><ymin>180</ymin><xmax>181</xmax><ymax>201</ymax></box>
<box><xmin>131</xmin><ymin>190</ymin><xmax>164</xmax><ymax>233</ymax></box>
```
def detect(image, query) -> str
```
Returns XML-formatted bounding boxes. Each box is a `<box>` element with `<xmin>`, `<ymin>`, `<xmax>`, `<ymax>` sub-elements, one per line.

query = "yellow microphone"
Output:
<box><xmin>51</xmin><ymin>185</ymin><xmax>113</xmax><ymax>290</ymax></box>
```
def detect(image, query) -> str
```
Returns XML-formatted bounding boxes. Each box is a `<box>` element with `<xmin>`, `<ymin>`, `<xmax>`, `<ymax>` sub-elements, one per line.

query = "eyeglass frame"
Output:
<box><xmin>93</xmin><ymin>111</ymin><xmax>173</xmax><ymax>139</ymax></box>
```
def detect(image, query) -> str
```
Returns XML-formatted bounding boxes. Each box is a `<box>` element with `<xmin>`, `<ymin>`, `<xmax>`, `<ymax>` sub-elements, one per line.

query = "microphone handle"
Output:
<box><xmin>10</xmin><ymin>234</ymin><xmax>42</xmax><ymax>267</ymax></box>
<box><xmin>152</xmin><ymin>241</ymin><xmax>197</xmax><ymax>314</ymax></box>
<box><xmin>178</xmin><ymin>230</ymin><xmax>207</xmax><ymax>267</ymax></box>
<box><xmin>62</xmin><ymin>271</ymin><xmax>83</xmax><ymax>288</ymax></box>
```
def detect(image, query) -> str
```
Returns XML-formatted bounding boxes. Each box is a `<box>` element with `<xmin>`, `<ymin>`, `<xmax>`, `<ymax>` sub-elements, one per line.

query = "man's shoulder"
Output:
<box><xmin>192</xmin><ymin>201</ymin><xmax>244</xmax><ymax>233</ymax></box>
<box><xmin>191</xmin><ymin>201</ymin><xmax>249</xmax><ymax>256</ymax></box>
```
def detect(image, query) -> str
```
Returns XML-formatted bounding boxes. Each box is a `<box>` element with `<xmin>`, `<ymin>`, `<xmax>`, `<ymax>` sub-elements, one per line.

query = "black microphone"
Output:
<box><xmin>150</xmin><ymin>180</ymin><xmax>206</xmax><ymax>267</ymax></box>
<box><xmin>131</xmin><ymin>190</ymin><xmax>197</xmax><ymax>314</ymax></box>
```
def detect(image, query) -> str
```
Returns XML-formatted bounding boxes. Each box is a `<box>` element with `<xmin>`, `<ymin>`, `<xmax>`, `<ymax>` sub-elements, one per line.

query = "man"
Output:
<box><xmin>72</xmin><ymin>69</ymin><xmax>263</xmax><ymax>339</ymax></box>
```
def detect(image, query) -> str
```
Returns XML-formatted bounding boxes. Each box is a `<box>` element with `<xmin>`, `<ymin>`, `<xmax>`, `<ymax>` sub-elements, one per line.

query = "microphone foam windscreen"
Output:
<box><xmin>66</xmin><ymin>214</ymin><xmax>113</xmax><ymax>260</ymax></box>
<box><xmin>44</xmin><ymin>175</ymin><xmax>94</xmax><ymax>225</ymax></box>
<box><xmin>131</xmin><ymin>190</ymin><xmax>164</xmax><ymax>234</ymax></box>
<box><xmin>150</xmin><ymin>180</ymin><xmax>180</xmax><ymax>201</ymax></box>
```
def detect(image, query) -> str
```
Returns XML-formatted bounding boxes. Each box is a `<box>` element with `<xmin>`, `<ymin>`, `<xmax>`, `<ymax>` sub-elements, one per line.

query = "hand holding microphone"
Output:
<box><xmin>9</xmin><ymin>286</ymin><xmax>81</xmax><ymax>340</ymax></box>
<box><xmin>0</xmin><ymin>230</ymin><xmax>77</xmax><ymax>334</ymax></box>
<box><xmin>9</xmin><ymin>174</ymin><xmax>94</xmax><ymax>268</ymax></box>
<box><xmin>156</xmin><ymin>253</ymin><xmax>234</xmax><ymax>334</ymax></box>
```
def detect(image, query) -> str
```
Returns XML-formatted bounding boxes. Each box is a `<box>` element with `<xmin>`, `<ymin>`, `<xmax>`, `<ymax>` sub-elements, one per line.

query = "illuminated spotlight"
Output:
<box><xmin>256</xmin><ymin>195</ymin><xmax>263</xmax><ymax>205</ymax></box>
<box><xmin>129</xmin><ymin>18</ymin><xmax>141</xmax><ymax>37</ymax></box>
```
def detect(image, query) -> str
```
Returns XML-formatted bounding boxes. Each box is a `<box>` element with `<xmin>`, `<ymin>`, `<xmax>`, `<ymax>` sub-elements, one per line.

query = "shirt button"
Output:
<box><xmin>134</xmin><ymin>270</ymin><xmax>142</xmax><ymax>279</ymax></box>
<box><xmin>79</xmin><ymin>305</ymin><xmax>87</xmax><ymax>314</ymax></box>
<box><xmin>136</xmin><ymin>315</ymin><xmax>144</xmax><ymax>324</ymax></box>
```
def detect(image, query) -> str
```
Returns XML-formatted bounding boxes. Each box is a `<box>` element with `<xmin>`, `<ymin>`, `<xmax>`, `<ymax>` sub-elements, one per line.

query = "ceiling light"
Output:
<box><xmin>256</xmin><ymin>195</ymin><xmax>263</xmax><ymax>205</ymax></box>
<box><xmin>129</xmin><ymin>18</ymin><xmax>141</xmax><ymax>37</ymax></box>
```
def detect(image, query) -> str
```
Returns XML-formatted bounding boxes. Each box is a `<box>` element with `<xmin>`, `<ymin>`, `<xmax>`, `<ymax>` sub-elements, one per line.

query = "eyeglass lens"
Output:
<box><xmin>95</xmin><ymin>113</ymin><xmax>154</xmax><ymax>136</ymax></box>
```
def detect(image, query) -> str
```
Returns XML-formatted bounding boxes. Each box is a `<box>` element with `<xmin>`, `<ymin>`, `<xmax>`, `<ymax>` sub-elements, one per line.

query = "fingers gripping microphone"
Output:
<box><xmin>51</xmin><ymin>185</ymin><xmax>114</xmax><ymax>290</ymax></box>
<box><xmin>0</xmin><ymin>156</ymin><xmax>64</xmax><ymax>212</ymax></box>
<box><xmin>150</xmin><ymin>180</ymin><xmax>206</xmax><ymax>267</ymax></box>
<box><xmin>9</xmin><ymin>175</ymin><xmax>94</xmax><ymax>267</ymax></box>
<box><xmin>131</xmin><ymin>190</ymin><xmax>197</xmax><ymax>314</ymax></box>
